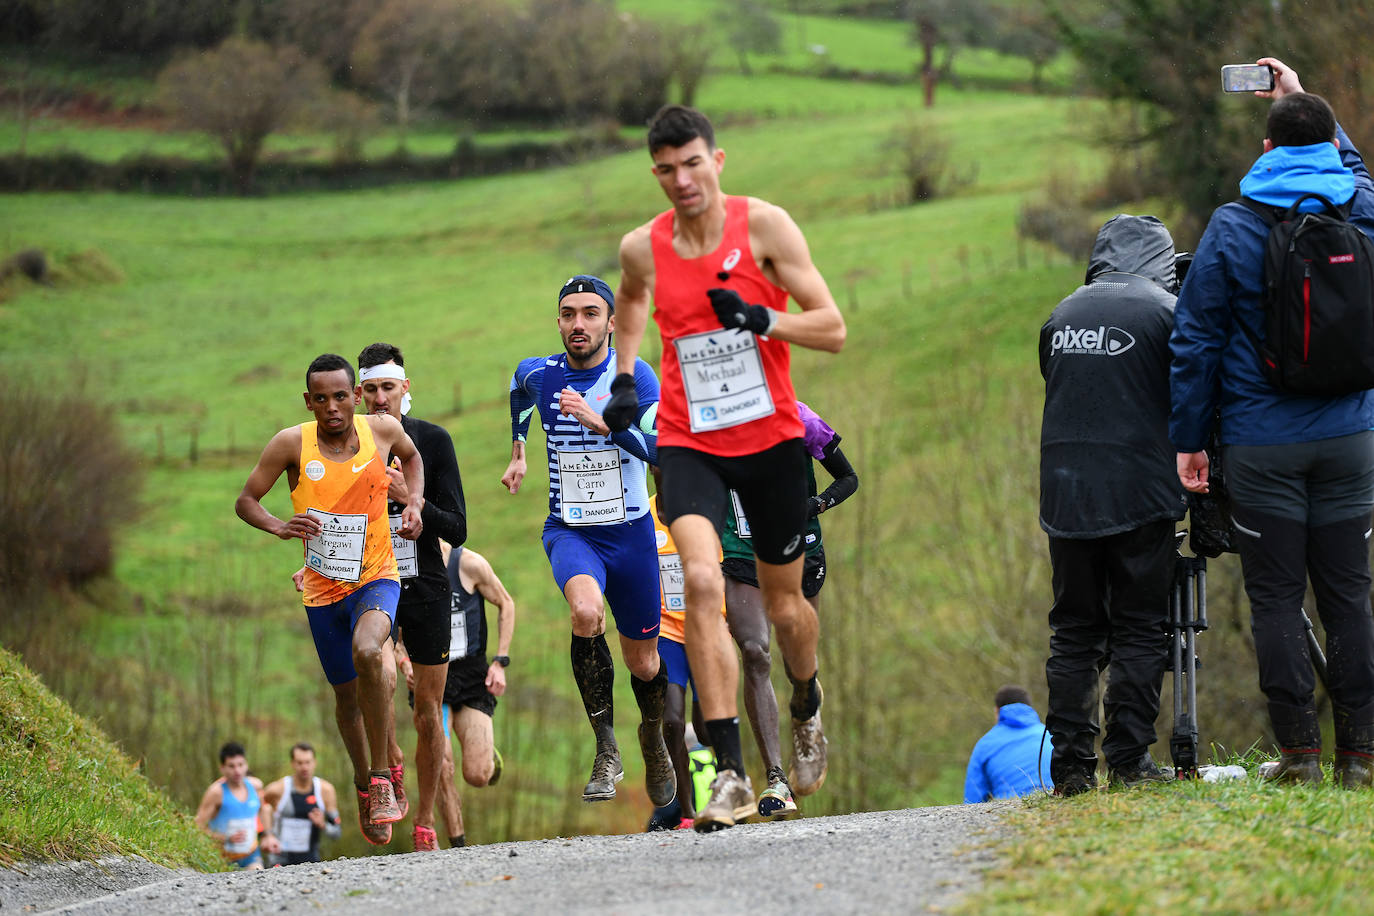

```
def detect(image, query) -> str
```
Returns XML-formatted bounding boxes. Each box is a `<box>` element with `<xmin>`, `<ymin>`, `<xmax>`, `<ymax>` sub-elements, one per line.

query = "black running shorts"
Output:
<box><xmin>443</xmin><ymin>655</ymin><xmax>497</xmax><ymax>717</ymax></box>
<box><xmin>395</xmin><ymin>595</ymin><xmax>451</xmax><ymax>667</ymax></box>
<box><xmin>722</xmin><ymin>547</ymin><xmax>827</xmax><ymax>598</ymax></box>
<box><xmin>658</xmin><ymin>439</ymin><xmax>809</xmax><ymax>566</ymax></box>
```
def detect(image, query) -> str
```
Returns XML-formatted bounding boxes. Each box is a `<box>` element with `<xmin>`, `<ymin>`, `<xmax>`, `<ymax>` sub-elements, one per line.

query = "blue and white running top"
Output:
<box><xmin>510</xmin><ymin>349</ymin><xmax>659</xmax><ymax>526</ymax></box>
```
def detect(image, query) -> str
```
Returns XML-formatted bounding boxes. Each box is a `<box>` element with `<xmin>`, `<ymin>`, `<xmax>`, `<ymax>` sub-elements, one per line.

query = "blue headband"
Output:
<box><xmin>558</xmin><ymin>274</ymin><xmax>615</xmax><ymax>313</ymax></box>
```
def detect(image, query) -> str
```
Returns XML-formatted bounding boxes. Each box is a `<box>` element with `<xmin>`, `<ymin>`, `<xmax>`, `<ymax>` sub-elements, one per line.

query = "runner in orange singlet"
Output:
<box><xmin>606</xmin><ymin>105</ymin><xmax>846</xmax><ymax>830</ymax></box>
<box><xmin>236</xmin><ymin>353</ymin><xmax>425</xmax><ymax>847</ymax></box>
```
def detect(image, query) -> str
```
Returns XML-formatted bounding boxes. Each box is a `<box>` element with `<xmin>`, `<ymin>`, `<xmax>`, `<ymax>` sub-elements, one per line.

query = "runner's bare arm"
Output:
<box><xmin>464</xmin><ymin>548</ymin><xmax>515</xmax><ymax>697</ymax></box>
<box><xmin>372</xmin><ymin>414</ymin><xmax>424</xmax><ymax>538</ymax></box>
<box><xmin>501</xmin><ymin>440</ymin><xmax>527</xmax><ymax>494</ymax></box>
<box><xmin>193</xmin><ymin>784</ymin><xmax>221</xmax><ymax>834</ymax></box>
<box><xmin>614</xmin><ymin>223</ymin><xmax>656</xmax><ymax>376</ymax></box>
<box><xmin>251</xmin><ymin>777</ymin><xmax>280</xmax><ymax>855</ymax></box>
<box><xmin>235</xmin><ymin>428</ymin><xmax>322</xmax><ymax>540</ymax></box>
<box><xmin>749</xmin><ymin>199</ymin><xmax>846</xmax><ymax>353</ymax></box>
<box><xmin>320</xmin><ymin>780</ymin><xmax>342</xmax><ymax>839</ymax></box>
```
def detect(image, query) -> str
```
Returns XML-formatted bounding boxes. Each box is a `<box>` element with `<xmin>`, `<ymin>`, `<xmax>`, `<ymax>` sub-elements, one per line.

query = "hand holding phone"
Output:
<box><xmin>1221</xmin><ymin>64</ymin><xmax>1274</xmax><ymax>93</ymax></box>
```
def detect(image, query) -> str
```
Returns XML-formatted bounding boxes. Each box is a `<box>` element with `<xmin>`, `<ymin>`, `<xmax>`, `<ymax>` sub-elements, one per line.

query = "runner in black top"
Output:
<box><xmin>260</xmin><ymin>742</ymin><xmax>341</xmax><ymax>866</ymax></box>
<box><xmin>358</xmin><ymin>342</ymin><xmax>468</xmax><ymax>852</ymax></box>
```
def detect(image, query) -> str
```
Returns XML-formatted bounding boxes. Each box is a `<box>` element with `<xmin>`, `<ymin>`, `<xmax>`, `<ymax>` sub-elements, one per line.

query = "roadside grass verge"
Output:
<box><xmin>967</xmin><ymin>765</ymin><xmax>1374</xmax><ymax>914</ymax></box>
<box><xmin>0</xmin><ymin>644</ymin><xmax>225</xmax><ymax>870</ymax></box>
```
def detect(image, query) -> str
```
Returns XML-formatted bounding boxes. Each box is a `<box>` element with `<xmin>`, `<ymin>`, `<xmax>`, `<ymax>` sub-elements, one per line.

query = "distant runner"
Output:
<box><xmin>235</xmin><ymin>353</ymin><xmax>423</xmax><ymax>846</ymax></box>
<box><xmin>607</xmin><ymin>105</ymin><xmax>847</xmax><ymax>830</ymax></box>
<box><xmin>194</xmin><ymin>741</ymin><xmax>277</xmax><ymax>870</ymax></box>
<box><xmin>357</xmin><ymin>342</ymin><xmax>469</xmax><ymax>852</ymax></box>
<box><xmin>260</xmin><ymin>742</ymin><xmax>341</xmax><ymax>866</ymax></box>
<box><xmin>721</xmin><ymin>400</ymin><xmax>857</xmax><ymax>816</ymax></box>
<box><xmin>502</xmin><ymin>275</ymin><xmax>674</xmax><ymax>807</ymax></box>
<box><xmin>435</xmin><ymin>542</ymin><xmax>515</xmax><ymax>847</ymax></box>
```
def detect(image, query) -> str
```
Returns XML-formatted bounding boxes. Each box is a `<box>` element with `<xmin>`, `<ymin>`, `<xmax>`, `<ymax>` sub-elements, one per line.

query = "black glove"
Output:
<box><xmin>708</xmin><ymin>288</ymin><xmax>776</xmax><ymax>335</ymax></box>
<box><xmin>602</xmin><ymin>372</ymin><xmax>639</xmax><ymax>432</ymax></box>
<box><xmin>808</xmin><ymin>495</ymin><xmax>827</xmax><ymax>518</ymax></box>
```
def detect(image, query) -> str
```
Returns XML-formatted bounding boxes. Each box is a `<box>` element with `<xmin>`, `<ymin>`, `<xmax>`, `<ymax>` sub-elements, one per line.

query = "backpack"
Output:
<box><xmin>1237</xmin><ymin>193</ymin><xmax>1374</xmax><ymax>397</ymax></box>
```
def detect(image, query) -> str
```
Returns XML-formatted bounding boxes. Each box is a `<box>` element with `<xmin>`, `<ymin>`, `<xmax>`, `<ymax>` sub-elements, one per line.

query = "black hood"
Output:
<box><xmin>1085</xmin><ymin>214</ymin><xmax>1176</xmax><ymax>290</ymax></box>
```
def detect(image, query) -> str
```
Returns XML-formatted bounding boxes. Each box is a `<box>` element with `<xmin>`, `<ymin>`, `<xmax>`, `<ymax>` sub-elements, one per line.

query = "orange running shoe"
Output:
<box><xmin>369</xmin><ymin>775</ymin><xmax>403</xmax><ymax>825</ymax></box>
<box><xmin>356</xmin><ymin>787</ymin><xmax>392</xmax><ymax>845</ymax></box>
<box><xmin>412</xmin><ymin>824</ymin><xmax>439</xmax><ymax>852</ymax></box>
<box><xmin>388</xmin><ymin>764</ymin><xmax>410</xmax><ymax>820</ymax></box>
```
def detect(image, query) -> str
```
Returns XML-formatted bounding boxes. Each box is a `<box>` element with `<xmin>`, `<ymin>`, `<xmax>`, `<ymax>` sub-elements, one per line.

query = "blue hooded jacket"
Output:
<box><xmin>963</xmin><ymin>703</ymin><xmax>1052</xmax><ymax>803</ymax></box>
<box><xmin>1170</xmin><ymin>124</ymin><xmax>1374</xmax><ymax>451</ymax></box>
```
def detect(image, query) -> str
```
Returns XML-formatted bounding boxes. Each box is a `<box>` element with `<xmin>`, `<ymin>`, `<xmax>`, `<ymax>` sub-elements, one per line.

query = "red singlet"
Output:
<box><xmin>650</xmin><ymin>195</ymin><xmax>802</xmax><ymax>456</ymax></box>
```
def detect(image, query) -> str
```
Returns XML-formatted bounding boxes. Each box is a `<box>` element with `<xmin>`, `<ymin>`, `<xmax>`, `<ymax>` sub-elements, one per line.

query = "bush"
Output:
<box><xmin>0</xmin><ymin>381</ymin><xmax>143</xmax><ymax>600</ymax></box>
<box><xmin>884</xmin><ymin>117</ymin><xmax>977</xmax><ymax>204</ymax></box>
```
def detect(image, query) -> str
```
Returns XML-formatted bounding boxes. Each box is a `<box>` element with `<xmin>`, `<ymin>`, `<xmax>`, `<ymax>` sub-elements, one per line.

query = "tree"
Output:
<box><xmin>904</xmin><ymin>0</ymin><xmax>998</xmax><ymax>107</ymax></box>
<box><xmin>665</xmin><ymin>21</ymin><xmax>713</xmax><ymax>108</ymax></box>
<box><xmin>156</xmin><ymin>37</ymin><xmax>329</xmax><ymax>194</ymax></box>
<box><xmin>351</xmin><ymin>0</ymin><xmax>471</xmax><ymax>151</ymax></box>
<box><xmin>256</xmin><ymin>0</ymin><xmax>386</xmax><ymax>81</ymax></box>
<box><xmin>992</xmin><ymin>6</ymin><xmax>1061</xmax><ymax>92</ymax></box>
<box><xmin>724</xmin><ymin>0</ymin><xmax>782</xmax><ymax>76</ymax></box>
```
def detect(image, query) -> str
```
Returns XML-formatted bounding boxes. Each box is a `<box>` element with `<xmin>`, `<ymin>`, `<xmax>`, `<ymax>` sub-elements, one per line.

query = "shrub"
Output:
<box><xmin>0</xmin><ymin>381</ymin><xmax>143</xmax><ymax>600</ymax></box>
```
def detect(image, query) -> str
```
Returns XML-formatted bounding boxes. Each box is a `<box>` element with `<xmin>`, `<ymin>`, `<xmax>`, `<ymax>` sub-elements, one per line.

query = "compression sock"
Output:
<box><xmin>571</xmin><ymin>633</ymin><xmax>616</xmax><ymax>747</ymax></box>
<box><xmin>449</xmin><ymin>834</ymin><xmax>465</xmax><ymax>848</ymax></box>
<box><xmin>630</xmin><ymin>667</ymin><xmax>668</xmax><ymax>724</ymax></box>
<box><xmin>786</xmin><ymin>670</ymin><xmax>821</xmax><ymax>721</ymax></box>
<box><xmin>706</xmin><ymin>717</ymin><xmax>746</xmax><ymax>777</ymax></box>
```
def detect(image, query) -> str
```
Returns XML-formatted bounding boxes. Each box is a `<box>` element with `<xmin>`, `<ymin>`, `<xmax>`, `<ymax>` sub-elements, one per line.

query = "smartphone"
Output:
<box><xmin>1221</xmin><ymin>64</ymin><xmax>1274</xmax><ymax>93</ymax></box>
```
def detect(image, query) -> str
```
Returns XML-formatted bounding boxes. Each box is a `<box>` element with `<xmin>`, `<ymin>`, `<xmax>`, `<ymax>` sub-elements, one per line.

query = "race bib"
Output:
<box><xmin>449</xmin><ymin>600</ymin><xmax>470</xmax><ymax>658</ymax></box>
<box><xmin>223</xmin><ymin>816</ymin><xmax>257</xmax><ymax>855</ymax></box>
<box><xmin>558</xmin><ymin>448</ymin><xmax>626</xmax><ymax>526</ymax></box>
<box><xmin>675</xmin><ymin>328</ymin><xmax>775</xmax><ymax>433</ymax></box>
<box><xmin>278</xmin><ymin>816</ymin><xmax>313</xmax><ymax>854</ymax></box>
<box><xmin>388</xmin><ymin>513</ymin><xmax>418</xmax><ymax>579</ymax></box>
<box><xmin>304</xmin><ymin>509</ymin><xmax>367</xmax><ymax>582</ymax></box>
<box><xmin>659</xmin><ymin>552</ymin><xmax>685</xmax><ymax>611</ymax></box>
<box><xmin>729</xmin><ymin>489</ymin><xmax>752</xmax><ymax>539</ymax></box>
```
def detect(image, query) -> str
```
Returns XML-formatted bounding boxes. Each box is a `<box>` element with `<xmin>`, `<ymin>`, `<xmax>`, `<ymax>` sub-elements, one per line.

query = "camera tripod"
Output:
<box><xmin>1167</xmin><ymin>531</ymin><xmax>1330</xmax><ymax>779</ymax></box>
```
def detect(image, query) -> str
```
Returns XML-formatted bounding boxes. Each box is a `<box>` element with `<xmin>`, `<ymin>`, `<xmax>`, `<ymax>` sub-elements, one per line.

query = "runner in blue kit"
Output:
<box><xmin>501</xmin><ymin>274</ymin><xmax>676</xmax><ymax>807</ymax></box>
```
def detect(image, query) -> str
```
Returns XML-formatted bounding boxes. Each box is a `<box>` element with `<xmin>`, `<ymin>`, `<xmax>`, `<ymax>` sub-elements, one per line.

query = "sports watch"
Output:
<box><xmin>493</xmin><ymin>655</ymin><xmax>511</xmax><ymax>668</ymax></box>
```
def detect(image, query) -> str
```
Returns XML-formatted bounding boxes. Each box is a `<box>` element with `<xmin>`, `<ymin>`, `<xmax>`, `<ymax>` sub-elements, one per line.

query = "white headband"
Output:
<box><xmin>358</xmin><ymin>363</ymin><xmax>412</xmax><ymax>415</ymax></box>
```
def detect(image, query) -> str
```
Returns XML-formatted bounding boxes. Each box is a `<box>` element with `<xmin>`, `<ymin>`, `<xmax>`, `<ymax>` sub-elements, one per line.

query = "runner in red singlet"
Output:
<box><xmin>604</xmin><ymin>105</ymin><xmax>846</xmax><ymax>830</ymax></box>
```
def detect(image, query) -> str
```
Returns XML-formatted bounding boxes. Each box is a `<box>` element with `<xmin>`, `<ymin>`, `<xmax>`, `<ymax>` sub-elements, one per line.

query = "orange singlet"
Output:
<box><xmin>290</xmin><ymin>416</ymin><xmax>398</xmax><ymax>607</ymax></box>
<box><xmin>650</xmin><ymin>194</ymin><xmax>803</xmax><ymax>456</ymax></box>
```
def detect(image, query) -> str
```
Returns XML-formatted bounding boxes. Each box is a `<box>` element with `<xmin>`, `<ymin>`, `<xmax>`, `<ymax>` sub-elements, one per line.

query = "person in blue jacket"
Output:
<box><xmin>964</xmin><ymin>686</ymin><xmax>1053</xmax><ymax>802</ymax></box>
<box><xmin>1171</xmin><ymin>58</ymin><xmax>1374</xmax><ymax>788</ymax></box>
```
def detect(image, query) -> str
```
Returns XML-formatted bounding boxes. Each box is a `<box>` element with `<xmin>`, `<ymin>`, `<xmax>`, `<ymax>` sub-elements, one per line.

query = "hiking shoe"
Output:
<box><xmin>639</xmin><ymin>721</ymin><xmax>677</xmax><ymax>807</ymax></box>
<box><xmin>694</xmin><ymin>770</ymin><xmax>755</xmax><ymax>832</ymax></box>
<box><xmin>356</xmin><ymin>788</ymin><xmax>392</xmax><ymax>845</ymax></box>
<box><xmin>388</xmin><ymin>764</ymin><xmax>409</xmax><ymax>820</ymax></box>
<box><xmin>369</xmin><ymin>774</ymin><xmax>403</xmax><ymax>824</ymax></box>
<box><xmin>1334</xmin><ymin>750</ymin><xmax>1374</xmax><ymax>789</ymax></box>
<box><xmin>758</xmin><ymin>769</ymin><xmax>798</xmax><ymax>818</ymax></box>
<box><xmin>412</xmin><ymin>824</ymin><xmax>439</xmax><ymax>851</ymax></box>
<box><xmin>1052</xmin><ymin>770</ymin><xmax>1097</xmax><ymax>798</ymax></box>
<box><xmin>789</xmin><ymin>680</ymin><xmax>828</xmax><ymax>796</ymax></box>
<box><xmin>488</xmin><ymin>746</ymin><xmax>504</xmax><ymax>787</ymax></box>
<box><xmin>1108</xmin><ymin>755</ymin><xmax>1174</xmax><ymax>788</ymax></box>
<box><xmin>582</xmin><ymin>746</ymin><xmax>624</xmax><ymax>802</ymax></box>
<box><xmin>1262</xmin><ymin>749</ymin><xmax>1324</xmax><ymax>785</ymax></box>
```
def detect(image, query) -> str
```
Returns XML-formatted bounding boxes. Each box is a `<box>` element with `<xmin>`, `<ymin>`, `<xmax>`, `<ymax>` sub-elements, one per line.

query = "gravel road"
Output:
<box><xmin>6</xmin><ymin>802</ymin><xmax>1013</xmax><ymax>915</ymax></box>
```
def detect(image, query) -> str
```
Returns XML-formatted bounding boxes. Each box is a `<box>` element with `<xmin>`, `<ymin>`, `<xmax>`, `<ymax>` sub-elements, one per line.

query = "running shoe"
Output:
<box><xmin>639</xmin><ymin>721</ymin><xmax>677</xmax><ymax>807</ymax></box>
<box><xmin>356</xmin><ymin>787</ymin><xmax>392</xmax><ymax>846</ymax></box>
<box><xmin>488</xmin><ymin>746</ymin><xmax>503</xmax><ymax>787</ymax></box>
<box><xmin>369</xmin><ymin>774</ymin><xmax>403</xmax><ymax>825</ymax></box>
<box><xmin>757</xmin><ymin>769</ymin><xmax>798</xmax><ymax>818</ymax></box>
<box><xmin>582</xmin><ymin>746</ymin><xmax>624</xmax><ymax>802</ymax></box>
<box><xmin>693</xmin><ymin>771</ymin><xmax>755</xmax><ymax>832</ymax></box>
<box><xmin>412</xmin><ymin>824</ymin><xmax>439</xmax><ymax>852</ymax></box>
<box><xmin>788</xmin><ymin>680</ymin><xmax>828</xmax><ymax>797</ymax></box>
<box><xmin>388</xmin><ymin>764</ymin><xmax>410</xmax><ymax>820</ymax></box>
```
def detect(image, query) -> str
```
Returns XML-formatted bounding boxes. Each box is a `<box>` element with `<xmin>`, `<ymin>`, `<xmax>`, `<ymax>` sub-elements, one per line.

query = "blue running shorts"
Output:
<box><xmin>542</xmin><ymin>514</ymin><xmax>661</xmax><ymax>640</ymax></box>
<box><xmin>305</xmin><ymin>578</ymin><xmax>401</xmax><ymax>686</ymax></box>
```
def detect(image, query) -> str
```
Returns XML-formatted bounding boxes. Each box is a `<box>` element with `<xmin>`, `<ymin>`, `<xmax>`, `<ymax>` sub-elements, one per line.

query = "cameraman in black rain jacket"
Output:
<box><xmin>1039</xmin><ymin>214</ymin><xmax>1187</xmax><ymax>794</ymax></box>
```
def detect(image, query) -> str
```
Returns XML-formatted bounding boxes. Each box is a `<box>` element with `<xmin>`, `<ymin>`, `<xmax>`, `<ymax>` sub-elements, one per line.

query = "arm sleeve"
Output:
<box><xmin>816</xmin><ymin>443</ymin><xmax>857</xmax><ymax>510</ymax></box>
<box><xmin>323</xmin><ymin>810</ymin><xmax>342</xmax><ymax>841</ymax></box>
<box><xmin>1168</xmin><ymin>213</ymin><xmax>1231</xmax><ymax>452</ymax></box>
<box><xmin>610</xmin><ymin>359</ymin><xmax>660</xmax><ymax>465</ymax></box>
<box><xmin>418</xmin><ymin>425</ymin><xmax>467</xmax><ymax>548</ymax></box>
<box><xmin>963</xmin><ymin>744</ymin><xmax>990</xmax><ymax>804</ymax></box>
<box><xmin>509</xmin><ymin>357</ymin><xmax>544</xmax><ymax>443</ymax></box>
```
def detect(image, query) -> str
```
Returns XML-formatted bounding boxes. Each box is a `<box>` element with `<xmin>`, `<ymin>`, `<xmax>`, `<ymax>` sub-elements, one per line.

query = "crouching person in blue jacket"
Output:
<box><xmin>964</xmin><ymin>686</ymin><xmax>1053</xmax><ymax>802</ymax></box>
